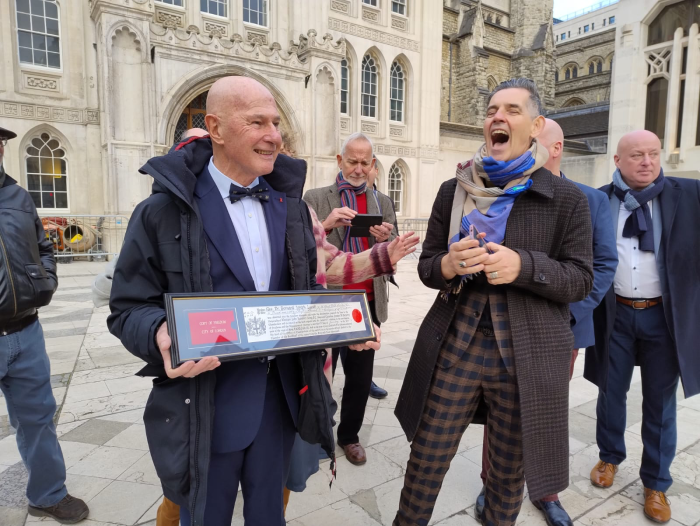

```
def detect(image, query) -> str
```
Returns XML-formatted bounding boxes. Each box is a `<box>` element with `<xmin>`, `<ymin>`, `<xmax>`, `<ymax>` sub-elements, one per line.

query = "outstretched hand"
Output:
<box><xmin>387</xmin><ymin>232</ymin><xmax>420</xmax><ymax>264</ymax></box>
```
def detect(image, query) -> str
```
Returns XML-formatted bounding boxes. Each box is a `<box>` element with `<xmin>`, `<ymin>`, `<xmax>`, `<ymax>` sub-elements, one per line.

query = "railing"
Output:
<box><xmin>39</xmin><ymin>215</ymin><xmax>129</xmax><ymax>262</ymax></box>
<box><xmin>554</xmin><ymin>0</ymin><xmax>618</xmax><ymax>23</ymax></box>
<box><xmin>401</xmin><ymin>218</ymin><xmax>429</xmax><ymax>252</ymax></box>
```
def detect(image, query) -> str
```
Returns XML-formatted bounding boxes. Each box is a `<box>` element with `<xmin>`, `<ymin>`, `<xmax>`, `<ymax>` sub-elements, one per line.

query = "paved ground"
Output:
<box><xmin>0</xmin><ymin>259</ymin><xmax>699</xmax><ymax>526</ymax></box>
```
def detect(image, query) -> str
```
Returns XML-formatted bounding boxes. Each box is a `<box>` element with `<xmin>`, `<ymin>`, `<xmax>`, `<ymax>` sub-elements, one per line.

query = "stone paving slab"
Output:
<box><xmin>0</xmin><ymin>260</ymin><xmax>697</xmax><ymax>526</ymax></box>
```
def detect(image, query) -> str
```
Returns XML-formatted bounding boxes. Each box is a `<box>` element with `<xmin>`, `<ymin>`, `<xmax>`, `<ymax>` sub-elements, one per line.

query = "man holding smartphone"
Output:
<box><xmin>304</xmin><ymin>132</ymin><xmax>397</xmax><ymax>466</ymax></box>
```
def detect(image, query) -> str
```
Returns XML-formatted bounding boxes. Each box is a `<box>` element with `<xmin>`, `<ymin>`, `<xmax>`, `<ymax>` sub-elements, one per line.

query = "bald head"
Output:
<box><xmin>181</xmin><ymin>128</ymin><xmax>209</xmax><ymax>140</ymax></box>
<box><xmin>206</xmin><ymin>76</ymin><xmax>274</xmax><ymax>117</ymax></box>
<box><xmin>540</xmin><ymin>118</ymin><xmax>565</xmax><ymax>176</ymax></box>
<box><xmin>204</xmin><ymin>76</ymin><xmax>282</xmax><ymax>185</ymax></box>
<box><xmin>614</xmin><ymin>130</ymin><xmax>662</xmax><ymax>190</ymax></box>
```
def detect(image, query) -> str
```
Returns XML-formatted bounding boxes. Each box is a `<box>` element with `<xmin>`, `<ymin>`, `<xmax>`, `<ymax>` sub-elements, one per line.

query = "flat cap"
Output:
<box><xmin>0</xmin><ymin>126</ymin><xmax>17</xmax><ymax>140</ymax></box>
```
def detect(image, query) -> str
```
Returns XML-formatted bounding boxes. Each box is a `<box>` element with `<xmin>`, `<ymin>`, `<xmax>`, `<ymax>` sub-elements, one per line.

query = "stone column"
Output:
<box><xmin>91</xmin><ymin>0</ymin><xmax>155</xmax><ymax>216</ymax></box>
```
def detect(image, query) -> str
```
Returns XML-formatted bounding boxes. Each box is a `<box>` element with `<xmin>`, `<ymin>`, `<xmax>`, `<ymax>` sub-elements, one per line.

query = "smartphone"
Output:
<box><xmin>348</xmin><ymin>214</ymin><xmax>383</xmax><ymax>238</ymax></box>
<box><xmin>469</xmin><ymin>225</ymin><xmax>493</xmax><ymax>253</ymax></box>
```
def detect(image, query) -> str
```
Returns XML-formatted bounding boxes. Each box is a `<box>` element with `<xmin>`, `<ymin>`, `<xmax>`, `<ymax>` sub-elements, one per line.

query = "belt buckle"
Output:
<box><xmin>632</xmin><ymin>300</ymin><xmax>648</xmax><ymax>310</ymax></box>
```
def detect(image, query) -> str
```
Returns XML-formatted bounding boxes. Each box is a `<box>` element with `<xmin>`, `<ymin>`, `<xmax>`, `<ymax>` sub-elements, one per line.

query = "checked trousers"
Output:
<box><xmin>394</xmin><ymin>290</ymin><xmax>524</xmax><ymax>526</ymax></box>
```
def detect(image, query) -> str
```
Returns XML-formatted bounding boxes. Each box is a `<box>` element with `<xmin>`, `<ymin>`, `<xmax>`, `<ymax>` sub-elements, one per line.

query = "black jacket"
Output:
<box><xmin>107</xmin><ymin>139</ymin><xmax>336</xmax><ymax>525</ymax></box>
<box><xmin>0</xmin><ymin>169</ymin><xmax>57</xmax><ymax>322</ymax></box>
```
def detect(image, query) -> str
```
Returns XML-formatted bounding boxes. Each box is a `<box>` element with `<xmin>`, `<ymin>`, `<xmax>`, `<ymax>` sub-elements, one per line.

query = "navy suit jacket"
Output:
<box><xmin>585</xmin><ymin>176</ymin><xmax>700</xmax><ymax>397</ymax></box>
<box><xmin>194</xmin><ymin>166</ymin><xmax>300</xmax><ymax>453</ymax></box>
<box><xmin>566</xmin><ymin>178</ymin><xmax>618</xmax><ymax>349</ymax></box>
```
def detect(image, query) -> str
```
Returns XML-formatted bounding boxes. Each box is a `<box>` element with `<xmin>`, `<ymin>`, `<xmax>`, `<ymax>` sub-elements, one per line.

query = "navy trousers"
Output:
<box><xmin>596</xmin><ymin>303</ymin><xmax>679</xmax><ymax>491</ymax></box>
<box><xmin>180</xmin><ymin>362</ymin><xmax>296</xmax><ymax>526</ymax></box>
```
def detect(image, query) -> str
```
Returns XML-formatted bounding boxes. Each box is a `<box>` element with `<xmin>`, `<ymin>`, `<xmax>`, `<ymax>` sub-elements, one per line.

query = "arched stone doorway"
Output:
<box><xmin>165</xmin><ymin>71</ymin><xmax>303</xmax><ymax>153</ymax></box>
<box><xmin>174</xmin><ymin>91</ymin><xmax>208</xmax><ymax>143</ymax></box>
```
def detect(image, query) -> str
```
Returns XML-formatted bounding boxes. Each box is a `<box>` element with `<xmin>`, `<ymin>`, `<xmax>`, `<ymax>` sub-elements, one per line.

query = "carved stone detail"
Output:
<box><xmin>328</xmin><ymin>18</ymin><xmax>419</xmax><ymax>52</ymax></box>
<box><xmin>391</xmin><ymin>15</ymin><xmax>407</xmax><ymax>32</ymax></box>
<box><xmin>204</xmin><ymin>21</ymin><xmax>228</xmax><ymax>38</ymax></box>
<box><xmin>247</xmin><ymin>30</ymin><xmax>268</xmax><ymax>45</ymax></box>
<box><xmin>340</xmin><ymin>118</ymin><xmax>350</xmax><ymax>132</ymax></box>
<box><xmin>26</xmin><ymin>76</ymin><xmax>59</xmax><ymax>91</ymax></box>
<box><xmin>0</xmin><ymin>100</ymin><xmax>99</xmax><ymax>125</ymax></box>
<box><xmin>330</xmin><ymin>0</ymin><xmax>350</xmax><ymax>14</ymax></box>
<box><xmin>155</xmin><ymin>7</ymin><xmax>184</xmax><ymax>29</ymax></box>
<box><xmin>374</xmin><ymin>143</ymin><xmax>418</xmax><ymax>157</ymax></box>
<box><xmin>389</xmin><ymin>125</ymin><xmax>406</xmax><ymax>138</ymax></box>
<box><xmin>297</xmin><ymin>29</ymin><xmax>346</xmax><ymax>60</ymax></box>
<box><xmin>362</xmin><ymin>7</ymin><xmax>379</xmax><ymax>23</ymax></box>
<box><xmin>361</xmin><ymin>121</ymin><xmax>378</xmax><ymax>134</ymax></box>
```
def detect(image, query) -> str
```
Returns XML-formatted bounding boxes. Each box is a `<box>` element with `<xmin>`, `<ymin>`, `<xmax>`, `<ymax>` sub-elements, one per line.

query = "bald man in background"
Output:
<box><xmin>474</xmin><ymin>119</ymin><xmax>617</xmax><ymax>526</ymax></box>
<box><xmin>584</xmin><ymin>130</ymin><xmax>700</xmax><ymax>523</ymax></box>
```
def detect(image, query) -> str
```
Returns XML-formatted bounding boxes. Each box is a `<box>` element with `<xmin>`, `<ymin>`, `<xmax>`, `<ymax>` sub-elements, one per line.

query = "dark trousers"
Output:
<box><xmin>480</xmin><ymin>348</ymin><xmax>579</xmax><ymax>502</ymax></box>
<box><xmin>596</xmin><ymin>303</ymin><xmax>679</xmax><ymax>492</ymax></box>
<box><xmin>179</xmin><ymin>362</ymin><xmax>296</xmax><ymax>526</ymax></box>
<box><xmin>331</xmin><ymin>300</ymin><xmax>380</xmax><ymax>446</ymax></box>
<box><xmin>395</xmin><ymin>328</ymin><xmax>524</xmax><ymax>526</ymax></box>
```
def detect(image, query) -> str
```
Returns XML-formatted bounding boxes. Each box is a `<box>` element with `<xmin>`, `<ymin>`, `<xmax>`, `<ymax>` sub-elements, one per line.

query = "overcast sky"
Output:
<box><xmin>553</xmin><ymin>0</ymin><xmax>610</xmax><ymax>19</ymax></box>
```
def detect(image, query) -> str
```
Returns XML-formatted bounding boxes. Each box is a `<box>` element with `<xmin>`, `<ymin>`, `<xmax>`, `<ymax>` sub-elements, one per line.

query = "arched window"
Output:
<box><xmin>563</xmin><ymin>98</ymin><xmax>585</xmax><ymax>108</ymax></box>
<box><xmin>390</xmin><ymin>61</ymin><xmax>405</xmax><ymax>122</ymax></box>
<box><xmin>174</xmin><ymin>91</ymin><xmax>209</xmax><ymax>143</ymax></box>
<box><xmin>16</xmin><ymin>0</ymin><xmax>61</xmax><ymax>68</ymax></box>
<box><xmin>563</xmin><ymin>65</ymin><xmax>578</xmax><ymax>80</ymax></box>
<box><xmin>588</xmin><ymin>60</ymin><xmax>603</xmax><ymax>75</ymax></box>
<box><xmin>361</xmin><ymin>55</ymin><xmax>378</xmax><ymax>118</ymax></box>
<box><xmin>388</xmin><ymin>162</ymin><xmax>404</xmax><ymax>214</ymax></box>
<box><xmin>648</xmin><ymin>0</ymin><xmax>700</xmax><ymax>46</ymax></box>
<box><xmin>487</xmin><ymin>76</ymin><xmax>498</xmax><ymax>92</ymax></box>
<box><xmin>341</xmin><ymin>58</ymin><xmax>350</xmax><ymax>115</ymax></box>
<box><xmin>26</xmin><ymin>133</ymin><xmax>68</xmax><ymax>210</ymax></box>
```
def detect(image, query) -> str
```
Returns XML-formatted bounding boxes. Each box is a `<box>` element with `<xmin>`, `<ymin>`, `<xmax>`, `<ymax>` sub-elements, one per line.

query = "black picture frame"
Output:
<box><xmin>164</xmin><ymin>290</ymin><xmax>376</xmax><ymax>365</ymax></box>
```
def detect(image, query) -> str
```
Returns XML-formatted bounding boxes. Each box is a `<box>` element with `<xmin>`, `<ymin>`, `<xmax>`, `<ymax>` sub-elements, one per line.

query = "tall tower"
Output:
<box><xmin>509</xmin><ymin>0</ymin><xmax>557</xmax><ymax>109</ymax></box>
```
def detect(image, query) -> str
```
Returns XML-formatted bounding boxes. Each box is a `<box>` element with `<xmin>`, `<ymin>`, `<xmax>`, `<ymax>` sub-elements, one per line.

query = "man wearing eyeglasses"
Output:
<box><xmin>0</xmin><ymin>126</ymin><xmax>89</xmax><ymax>523</ymax></box>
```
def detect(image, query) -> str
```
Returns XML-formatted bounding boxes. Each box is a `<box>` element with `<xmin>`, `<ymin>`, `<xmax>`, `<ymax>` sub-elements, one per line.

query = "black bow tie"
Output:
<box><xmin>228</xmin><ymin>183</ymin><xmax>270</xmax><ymax>204</ymax></box>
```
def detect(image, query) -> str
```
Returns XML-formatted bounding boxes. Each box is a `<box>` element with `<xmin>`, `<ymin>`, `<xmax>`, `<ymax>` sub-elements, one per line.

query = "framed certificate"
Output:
<box><xmin>164</xmin><ymin>290</ymin><xmax>376</xmax><ymax>365</ymax></box>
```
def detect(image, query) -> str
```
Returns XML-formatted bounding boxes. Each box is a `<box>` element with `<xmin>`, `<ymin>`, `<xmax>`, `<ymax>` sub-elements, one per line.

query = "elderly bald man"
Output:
<box><xmin>585</xmin><ymin>130</ymin><xmax>700</xmax><ymax>523</ymax></box>
<box><xmin>474</xmin><ymin>119</ymin><xmax>618</xmax><ymax>526</ymax></box>
<box><xmin>108</xmin><ymin>77</ymin><xmax>341</xmax><ymax>525</ymax></box>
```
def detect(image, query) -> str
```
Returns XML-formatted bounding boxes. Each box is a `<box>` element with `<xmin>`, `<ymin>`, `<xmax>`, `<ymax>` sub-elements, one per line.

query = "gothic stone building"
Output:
<box><xmin>437</xmin><ymin>0</ymin><xmax>558</xmax><ymax>184</ymax></box>
<box><xmin>0</xmin><ymin>0</ymin><xmax>442</xmax><ymax>218</ymax></box>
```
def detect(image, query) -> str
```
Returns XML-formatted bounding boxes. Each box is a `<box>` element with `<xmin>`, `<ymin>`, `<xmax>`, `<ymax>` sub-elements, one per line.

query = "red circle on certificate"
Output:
<box><xmin>352</xmin><ymin>309</ymin><xmax>362</xmax><ymax>323</ymax></box>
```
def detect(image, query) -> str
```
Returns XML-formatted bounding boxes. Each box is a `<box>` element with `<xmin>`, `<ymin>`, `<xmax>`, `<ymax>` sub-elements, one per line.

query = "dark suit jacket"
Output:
<box><xmin>585</xmin><ymin>176</ymin><xmax>700</xmax><ymax>398</ymax></box>
<box><xmin>395</xmin><ymin>169</ymin><xmax>593</xmax><ymax>501</ymax></box>
<box><xmin>567</xmin><ymin>179</ymin><xmax>618</xmax><ymax>349</ymax></box>
<box><xmin>195</xmin><ymin>167</ymin><xmax>300</xmax><ymax>453</ymax></box>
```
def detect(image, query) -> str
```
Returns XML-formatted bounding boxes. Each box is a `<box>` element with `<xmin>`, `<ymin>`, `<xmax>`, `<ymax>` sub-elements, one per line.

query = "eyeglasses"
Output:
<box><xmin>0</xmin><ymin>139</ymin><xmax>8</xmax><ymax>147</ymax></box>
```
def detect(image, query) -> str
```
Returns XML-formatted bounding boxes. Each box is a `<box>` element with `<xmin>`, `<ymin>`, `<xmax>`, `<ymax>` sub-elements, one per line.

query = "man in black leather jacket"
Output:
<box><xmin>0</xmin><ymin>126</ymin><xmax>89</xmax><ymax>523</ymax></box>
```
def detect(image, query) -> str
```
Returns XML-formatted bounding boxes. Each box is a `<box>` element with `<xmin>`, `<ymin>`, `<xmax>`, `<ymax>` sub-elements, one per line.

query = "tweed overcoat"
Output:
<box><xmin>304</xmin><ymin>183</ymin><xmax>398</xmax><ymax>323</ymax></box>
<box><xmin>394</xmin><ymin>169</ymin><xmax>594</xmax><ymax>501</ymax></box>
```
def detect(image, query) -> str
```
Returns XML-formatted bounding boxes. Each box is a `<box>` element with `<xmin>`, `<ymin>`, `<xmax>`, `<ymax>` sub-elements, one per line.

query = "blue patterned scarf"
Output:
<box><xmin>336</xmin><ymin>172</ymin><xmax>367</xmax><ymax>254</ymax></box>
<box><xmin>446</xmin><ymin>140</ymin><xmax>548</xmax><ymax>293</ymax></box>
<box><xmin>612</xmin><ymin>168</ymin><xmax>665</xmax><ymax>252</ymax></box>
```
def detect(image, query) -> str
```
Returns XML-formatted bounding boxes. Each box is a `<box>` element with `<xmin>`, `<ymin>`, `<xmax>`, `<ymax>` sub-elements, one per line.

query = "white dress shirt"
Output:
<box><xmin>613</xmin><ymin>199</ymin><xmax>663</xmax><ymax>299</ymax></box>
<box><xmin>208</xmin><ymin>158</ymin><xmax>271</xmax><ymax>292</ymax></box>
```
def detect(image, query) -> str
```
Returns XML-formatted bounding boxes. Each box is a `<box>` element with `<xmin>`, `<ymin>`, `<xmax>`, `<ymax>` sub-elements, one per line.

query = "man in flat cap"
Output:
<box><xmin>0</xmin><ymin>125</ymin><xmax>89</xmax><ymax>522</ymax></box>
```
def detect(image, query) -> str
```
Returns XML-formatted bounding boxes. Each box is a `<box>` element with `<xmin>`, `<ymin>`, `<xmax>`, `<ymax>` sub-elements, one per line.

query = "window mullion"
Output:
<box><xmin>665</xmin><ymin>27</ymin><xmax>685</xmax><ymax>155</ymax></box>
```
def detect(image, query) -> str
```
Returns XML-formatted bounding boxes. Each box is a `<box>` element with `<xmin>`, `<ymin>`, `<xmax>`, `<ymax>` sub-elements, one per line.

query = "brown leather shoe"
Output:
<box><xmin>340</xmin><ymin>442</ymin><xmax>367</xmax><ymax>465</ymax></box>
<box><xmin>644</xmin><ymin>488</ymin><xmax>671</xmax><ymax>523</ymax></box>
<box><xmin>28</xmin><ymin>494</ymin><xmax>89</xmax><ymax>524</ymax></box>
<box><xmin>590</xmin><ymin>460</ymin><xmax>618</xmax><ymax>488</ymax></box>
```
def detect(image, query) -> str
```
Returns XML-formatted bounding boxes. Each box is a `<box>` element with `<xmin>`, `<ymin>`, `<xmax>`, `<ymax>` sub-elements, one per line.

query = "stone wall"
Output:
<box><xmin>556</xmin><ymin>71</ymin><xmax>612</xmax><ymax>107</ymax></box>
<box><xmin>554</xmin><ymin>28</ymin><xmax>614</xmax><ymax>108</ymax></box>
<box><xmin>483</xmin><ymin>26</ymin><xmax>515</xmax><ymax>56</ymax></box>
